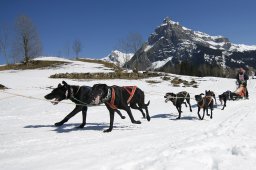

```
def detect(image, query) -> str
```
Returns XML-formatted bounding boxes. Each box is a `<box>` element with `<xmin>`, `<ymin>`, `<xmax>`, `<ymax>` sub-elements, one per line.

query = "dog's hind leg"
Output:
<box><xmin>183</xmin><ymin>102</ymin><xmax>188</xmax><ymax>107</ymax></box>
<box><xmin>130</xmin><ymin>103</ymin><xmax>146</xmax><ymax>118</ymax></box>
<box><xmin>115</xmin><ymin>109</ymin><xmax>126</xmax><ymax>119</ymax></box>
<box><xmin>186</xmin><ymin>97</ymin><xmax>192</xmax><ymax>112</ymax></box>
<box><xmin>124</xmin><ymin>106</ymin><xmax>141</xmax><ymax>124</ymax></box>
<box><xmin>210</xmin><ymin>102</ymin><xmax>213</xmax><ymax>119</ymax></box>
<box><xmin>55</xmin><ymin>106</ymin><xmax>82</xmax><ymax>127</ymax></box>
<box><xmin>176</xmin><ymin>106</ymin><xmax>182</xmax><ymax>119</ymax></box>
<box><xmin>144</xmin><ymin>106</ymin><xmax>151</xmax><ymax>121</ymax></box>
<box><xmin>76</xmin><ymin>106</ymin><xmax>87</xmax><ymax>128</ymax></box>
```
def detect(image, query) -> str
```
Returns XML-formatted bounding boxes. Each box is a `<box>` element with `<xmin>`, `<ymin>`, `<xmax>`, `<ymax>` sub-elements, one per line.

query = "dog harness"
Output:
<box><xmin>106</xmin><ymin>88</ymin><xmax>118</xmax><ymax>110</ymax></box>
<box><xmin>166</xmin><ymin>92</ymin><xmax>188</xmax><ymax>105</ymax></box>
<box><xmin>198</xmin><ymin>96</ymin><xmax>213</xmax><ymax>108</ymax></box>
<box><xmin>106</xmin><ymin>86</ymin><xmax>137</xmax><ymax>110</ymax></box>
<box><xmin>123</xmin><ymin>86</ymin><xmax>137</xmax><ymax>104</ymax></box>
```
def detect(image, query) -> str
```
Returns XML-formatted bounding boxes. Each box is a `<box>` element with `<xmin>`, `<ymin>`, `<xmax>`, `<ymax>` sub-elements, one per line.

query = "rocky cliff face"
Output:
<box><xmin>126</xmin><ymin>17</ymin><xmax>256</xmax><ymax>76</ymax></box>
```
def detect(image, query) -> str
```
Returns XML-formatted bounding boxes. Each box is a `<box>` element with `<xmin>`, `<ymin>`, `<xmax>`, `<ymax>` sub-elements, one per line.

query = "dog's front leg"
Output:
<box><xmin>210</xmin><ymin>105</ymin><xmax>213</xmax><ymax>119</ymax></box>
<box><xmin>115</xmin><ymin>109</ymin><xmax>126</xmax><ymax>119</ymax></box>
<box><xmin>55</xmin><ymin>106</ymin><xmax>82</xmax><ymax>127</ymax></box>
<box><xmin>104</xmin><ymin>109</ymin><xmax>115</xmax><ymax>133</ymax></box>
<box><xmin>197</xmin><ymin>107</ymin><xmax>200</xmax><ymax>115</ymax></box>
<box><xmin>76</xmin><ymin>106</ymin><xmax>88</xmax><ymax>128</ymax></box>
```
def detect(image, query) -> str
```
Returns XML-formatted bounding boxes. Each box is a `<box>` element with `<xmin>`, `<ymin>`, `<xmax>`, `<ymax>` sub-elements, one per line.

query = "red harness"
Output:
<box><xmin>123</xmin><ymin>86</ymin><xmax>137</xmax><ymax>103</ymax></box>
<box><xmin>106</xmin><ymin>86</ymin><xmax>137</xmax><ymax>110</ymax></box>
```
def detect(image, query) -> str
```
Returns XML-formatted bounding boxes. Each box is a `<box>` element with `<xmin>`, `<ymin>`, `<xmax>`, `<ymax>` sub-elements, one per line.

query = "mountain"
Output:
<box><xmin>126</xmin><ymin>17</ymin><xmax>256</xmax><ymax>77</ymax></box>
<box><xmin>102</xmin><ymin>50</ymin><xmax>133</xmax><ymax>67</ymax></box>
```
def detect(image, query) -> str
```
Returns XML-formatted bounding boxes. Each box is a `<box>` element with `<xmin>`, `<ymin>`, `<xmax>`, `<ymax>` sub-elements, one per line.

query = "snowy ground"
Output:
<box><xmin>0</xmin><ymin>57</ymin><xmax>256</xmax><ymax>170</ymax></box>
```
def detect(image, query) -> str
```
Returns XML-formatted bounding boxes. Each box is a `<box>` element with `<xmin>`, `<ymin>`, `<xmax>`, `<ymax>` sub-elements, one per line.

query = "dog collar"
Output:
<box><xmin>65</xmin><ymin>87</ymin><xmax>74</xmax><ymax>99</ymax></box>
<box><xmin>101</xmin><ymin>88</ymin><xmax>111</xmax><ymax>102</ymax></box>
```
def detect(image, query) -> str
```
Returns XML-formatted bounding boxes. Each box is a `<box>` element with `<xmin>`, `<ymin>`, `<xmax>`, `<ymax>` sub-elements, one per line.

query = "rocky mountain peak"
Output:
<box><xmin>126</xmin><ymin>17</ymin><xmax>256</xmax><ymax>77</ymax></box>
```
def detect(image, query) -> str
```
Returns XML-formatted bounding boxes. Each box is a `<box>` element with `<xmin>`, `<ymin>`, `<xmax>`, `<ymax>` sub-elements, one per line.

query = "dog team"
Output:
<box><xmin>44</xmin><ymin>78</ymin><xmax>248</xmax><ymax>132</ymax></box>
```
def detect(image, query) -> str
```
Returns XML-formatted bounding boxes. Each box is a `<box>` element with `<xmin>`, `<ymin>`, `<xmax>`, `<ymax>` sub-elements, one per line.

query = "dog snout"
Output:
<box><xmin>44</xmin><ymin>94</ymin><xmax>52</xmax><ymax>100</ymax></box>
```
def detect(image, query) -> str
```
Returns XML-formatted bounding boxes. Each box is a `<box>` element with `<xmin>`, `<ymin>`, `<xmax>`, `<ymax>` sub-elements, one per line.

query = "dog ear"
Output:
<box><xmin>58</xmin><ymin>83</ymin><xmax>62</xmax><ymax>88</ymax></box>
<box><xmin>102</xmin><ymin>84</ymin><xmax>108</xmax><ymax>91</ymax></box>
<box><xmin>62</xmin><ymin>81</ymin><xmax>69</xmax><ymax>88</ymax></box>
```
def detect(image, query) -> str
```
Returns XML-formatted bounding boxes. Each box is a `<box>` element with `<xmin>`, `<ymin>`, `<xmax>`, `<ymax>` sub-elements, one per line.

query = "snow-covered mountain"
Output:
<box><xmin>127</xmin><ymin>17</ymin><xmax>256</xmax><ymax>76</ymax></box>
<box><xmin>102</xmin><ymin>50</ymin><xmax>133</xmax><ymax>67</ymax></box>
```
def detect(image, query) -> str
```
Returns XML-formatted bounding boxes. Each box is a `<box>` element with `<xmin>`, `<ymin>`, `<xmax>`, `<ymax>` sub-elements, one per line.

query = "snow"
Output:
<box><xmin>144</xmin><ymin>45</ymin><xmax>152</xmax><ymax>52</ymax></box>
<box><xmin>230</xmin><ymin>44</ymin><xmax>256</xmax><ymax>52</ymax></box>
<box><xmin>1</xmin><ymin>58</ymin><xmax>256</xmax><ymax>170</ymax></box>
<box><xmin>34</xmin><ymin>56</ymin><xmax>74</xmax><ymax>62</ymax></box>
<box><xmin>193</xmin><ymin>31</ymin><xmax>256</xmax><ymax>52</ymax></box>
<box><xmin>150</xmin><ymin>57</ymin><xmax>172</xmax><ymax>69</ymax></box>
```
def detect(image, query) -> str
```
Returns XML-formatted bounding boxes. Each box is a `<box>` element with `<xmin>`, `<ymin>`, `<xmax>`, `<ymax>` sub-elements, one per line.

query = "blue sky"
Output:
<box><xmin>0</xmin><ymin>0</ymin><xmax>256</xmax><ymax>64</ymax></box>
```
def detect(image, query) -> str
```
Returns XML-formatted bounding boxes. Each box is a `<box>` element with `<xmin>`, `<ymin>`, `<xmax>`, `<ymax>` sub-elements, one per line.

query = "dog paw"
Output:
<box><xmin>146</xmin><ymin>116</ymin><xmax>151</xmax><ymax>121</ymax></box>
<box><xmin>76</xmin><ymin>124</ymin><xmax>85</xmax><ymax>128</ymax></box>
<box><xmin>54</xmin><ymin>122</ymin><xmax>64</xmax><ymax>126</ymax></box>
<box><xmin>133</xmin><ymin>120</ymin><xmax>141</xmax><ymax>124</ymax></box>
<box><xmin>103</xmin><ymin>129</ymin><xmax>112</xmax><ymax>133</ymax></box>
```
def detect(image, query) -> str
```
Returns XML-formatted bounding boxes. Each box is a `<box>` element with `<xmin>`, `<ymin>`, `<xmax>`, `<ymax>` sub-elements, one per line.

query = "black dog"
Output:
<box><xmin>89</xmin><ymin>84</ymin><xmax>150</xmax><ymax>132</ymax></box>
<box><xmin>164</xmin><ymin>91</ymin><xmax>192</xmax><ymax>119</ymax></box>
<box><xmin>195</xmin><ymin>94</ymin><xmax>214</xmax><ymax>120</ymax></box>
<box><xmin>44</xmin><ymin>81</ymin><xmax>125</xmax><ymax>129</ymax></box>
<box><xmin>218</xmin><ymin>90</ymin><xmax>241</xmax><ymax>110</ymax></box>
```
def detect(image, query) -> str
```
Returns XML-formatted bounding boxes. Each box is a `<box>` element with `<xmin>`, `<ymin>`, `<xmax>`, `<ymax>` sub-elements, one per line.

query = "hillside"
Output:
<box><xmin>0</xmin><ymin>57</ymin><xmax>256</xmax><ymax>170</ymax></box>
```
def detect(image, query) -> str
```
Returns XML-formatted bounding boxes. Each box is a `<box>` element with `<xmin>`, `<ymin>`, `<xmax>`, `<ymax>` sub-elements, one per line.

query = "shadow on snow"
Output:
<box><xmin>24</xmin><ymin>122</ymin><xmax>136</xmax><ymax>133</ymax></box>
<box><xmin>151</xmin><ymin>113</ymin><xmax>198</xmax><ymax>121</ymax></box>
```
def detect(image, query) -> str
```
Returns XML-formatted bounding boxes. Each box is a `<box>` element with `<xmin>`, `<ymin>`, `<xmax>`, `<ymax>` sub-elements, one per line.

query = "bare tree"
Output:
<box><xmin>13</xmin><ymin>15</ymin><xmax>42</xmax><ymax>64</ymax></box>
<box><xmin>119</xmin><ymin>32</ymin><xmax>144</xmax><ymax>53</ymax></box>
<box><xmin>118</xmin><ymin>32</ymin><xmax>144</xmax><ymax>70</ymax></box>
<box><xmin>0</xmin><ymin>23</ymin><xmax>10</xmax><ymax>64</ymax></box>
<box><xmin>72</xmin><ymin>39</ymin><xmax>81</xmax><ymax>59</ymax></box>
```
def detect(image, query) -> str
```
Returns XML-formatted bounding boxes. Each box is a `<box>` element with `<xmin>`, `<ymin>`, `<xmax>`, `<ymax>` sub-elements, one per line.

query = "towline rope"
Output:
<box><xmin>0</xmin><ymin>90</ymin><xmax>104</xmax><ymax>107</ymax></box>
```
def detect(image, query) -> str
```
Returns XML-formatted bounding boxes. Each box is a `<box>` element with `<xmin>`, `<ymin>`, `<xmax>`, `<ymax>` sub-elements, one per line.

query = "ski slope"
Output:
<box><xmin>0</xmin><ymin>57</ymin><xmax>256</xmax><ymax>170</ymax></box>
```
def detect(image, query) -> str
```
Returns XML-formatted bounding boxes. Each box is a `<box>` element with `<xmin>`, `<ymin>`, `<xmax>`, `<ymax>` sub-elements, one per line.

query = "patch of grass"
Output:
<box><xmin>146</xmin><ymin>80</ymin><xmax>161</xmax><ymax>84</ymax></box>
<box><xmin>170</xmin><ymin>77</ymin><xmax>198</xmax><ymax>88</ymax></box>
<box><xmin>50</xmin><ymin>71</ymin><xmax>163</xmax><ymax>80</ymax></box>
<box><xmin>162</xmin><ymin>76</ymin><xmax>171</xmax><ymax>81</ymax></box>
<box><xmin>0</xmin><ymin>60</ymin><xmax>66</xmax><ymax>71</ymax></box>
<box><xmin>0</xmin><ymin>84</ymin><xmax>8</xmax><ymax>89</ymax></box>
<box><xmin>171</xmin><ymin>77</ymin><xmax>183</xmax><ymax>85</ymax></box>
